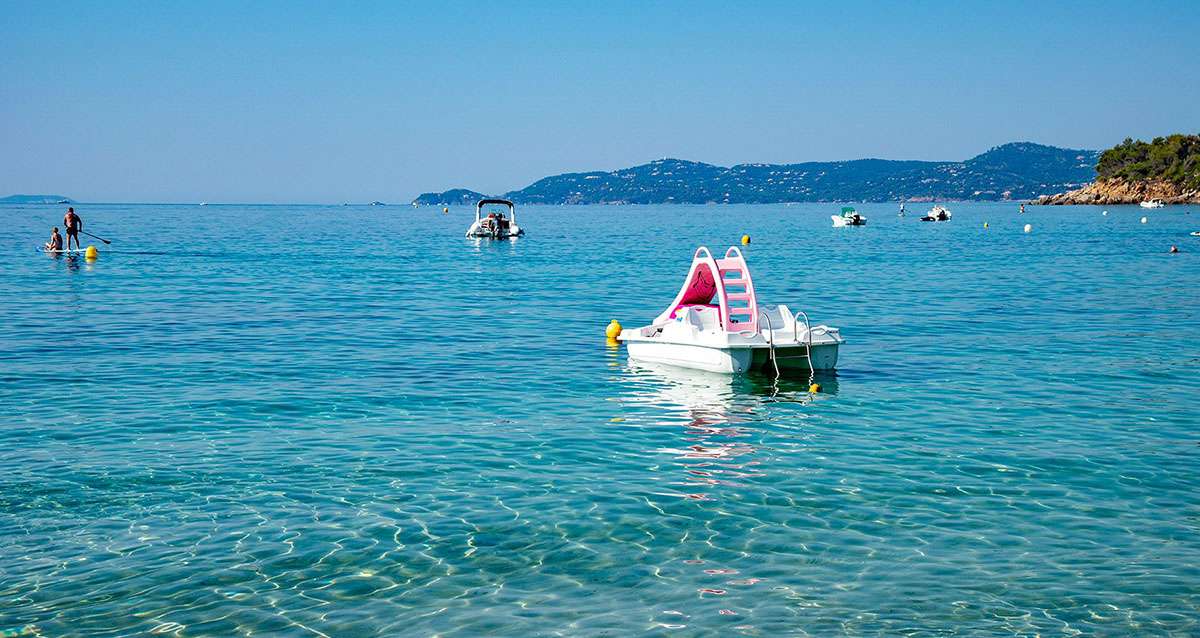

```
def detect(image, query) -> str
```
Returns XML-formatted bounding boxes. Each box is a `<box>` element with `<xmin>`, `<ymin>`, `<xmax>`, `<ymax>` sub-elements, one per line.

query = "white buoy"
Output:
<box><xmin>1141</xmin><ymin>216</ymin><xmax>1148</xmax><ymax>224</ymax></box>
<box><xmin>1023</xmin><ymin>223</ymin><xmax>1032</xmax><ymax>233</ymax></box>
<box><xmin>1102</xmin><ymin>210</ymin><xmax>1108</xmax><ymax>216</ymax></box>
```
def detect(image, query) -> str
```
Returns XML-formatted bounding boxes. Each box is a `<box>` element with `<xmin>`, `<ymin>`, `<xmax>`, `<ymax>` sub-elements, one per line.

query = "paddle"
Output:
<box><xmin>80</xmin><ymin>230</ymin><xmax>112</xmax><ymax>245</ymax></box>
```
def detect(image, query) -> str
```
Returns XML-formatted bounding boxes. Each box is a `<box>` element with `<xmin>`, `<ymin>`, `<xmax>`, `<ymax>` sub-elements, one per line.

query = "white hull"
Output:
<box><xmin>627</xmin><ymin>340</ymin><xmax>755</xmax><ymax>373</ymax></box>
<box><xmin>831</xmin><ymin>215</ymin><xmax>865</xmax><ymax>227</ymax></box>
<box><xmin>465</xmin><ymin>219</ymin><xmax>523</xmax><ymax>239</ymax></box>
<box><xmin>627</xmin><ymin>340</ymin><xmax>839</xmax><ymax>374</ymax></box>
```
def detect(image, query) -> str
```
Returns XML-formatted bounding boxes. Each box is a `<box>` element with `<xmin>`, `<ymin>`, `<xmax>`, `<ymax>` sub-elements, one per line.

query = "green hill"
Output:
<box><xmin>1</xmin><ymin>194</ymin><xmax>74</xmax><ymax>204</ymax></box>
<box><xmin>411</xmin><ymin>188</ymin><xmax>487</xmax><ymax>206</ymax></box>
<box><xmin>1096</xmin><ymin>134</ymin><xmax>1200</xmax><ymax>190</ymax></box>
<box><xmin>414</xmin><ymin>142</ymin><xmax>1099</xmax><ymax>205</ymax></box>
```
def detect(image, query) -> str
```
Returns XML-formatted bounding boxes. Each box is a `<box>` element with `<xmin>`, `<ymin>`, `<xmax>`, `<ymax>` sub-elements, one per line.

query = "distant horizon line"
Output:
<box><xmin>6</xmin><ymin>198</ymin><xmax>1051</xmax><ymax>207</ymax></box>
<box><xmin>3</xmin><ymin>139</ymin><xmax>1116</xmax><ymax>207</ymax></box>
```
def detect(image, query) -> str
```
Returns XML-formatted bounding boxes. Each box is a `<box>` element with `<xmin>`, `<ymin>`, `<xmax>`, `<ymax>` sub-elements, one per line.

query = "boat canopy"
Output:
<box><xmin>653</xmin><ymin>246</ymin><xmax>759</xmax><ymax>333</ymax></box>
<box><xmin>841</xmin><ymin>206</ymin><xmax>856</xmax><ymax>214</ymax></box>
<box><xmin>475</xmin><ymin>199</ymin><xmax>516</xmax><ymax>222</ymax></box>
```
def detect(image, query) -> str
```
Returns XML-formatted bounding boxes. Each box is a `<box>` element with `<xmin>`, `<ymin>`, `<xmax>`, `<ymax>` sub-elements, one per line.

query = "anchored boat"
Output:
<box><xmin>920</xmin><ymin>205</ymin><xmax>952</xmax><ymax>222</ymax></box>
<box><xmin>618</xmin><ymin>246</ymin><xmax>843</xmax><ymax>374</ymax></box>
<box><xmin>466</xmin><ymin>198</ymin><xmax>524</xmax><ymax>239</ymax></box>
<box><xmin>831</xmin><ymin>206</ymin><xmax>867</xmax><ymax>226</ymax></box>
<box><xmin>1140</xmin><ymin>199</ymin><xmax>1165</xmax><ymax>209</ymax></box>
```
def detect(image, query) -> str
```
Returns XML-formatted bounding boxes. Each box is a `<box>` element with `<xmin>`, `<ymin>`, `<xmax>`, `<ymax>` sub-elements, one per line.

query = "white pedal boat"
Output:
<box><xmin>618</xmin><ymin>246</ymin><xmax>843</xmax><ymax>374</ymax></box>
<box><xmin>466</xmin><ymin>198</ymin><xmax>524</xmax><ymax>239</ymax></box>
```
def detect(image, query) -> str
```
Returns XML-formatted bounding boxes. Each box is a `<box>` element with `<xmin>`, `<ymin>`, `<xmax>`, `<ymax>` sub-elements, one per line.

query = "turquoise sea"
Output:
<box><xmin>1</xmin><ymin>202</ymin><xmax>1198</xmax><ymax>636</ymax></box>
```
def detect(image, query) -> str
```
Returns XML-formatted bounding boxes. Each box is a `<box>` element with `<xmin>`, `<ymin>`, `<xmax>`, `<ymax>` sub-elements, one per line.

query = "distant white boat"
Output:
<box><xmin>199</xmin><ymin>202</ymin><xmax>208</xmax><ymax>206</ymax></box>
<box><xmin>920</xmin><ymin>205</ymin><xmax>952</xmax><ymax>222</ymax></box>
<box><xmin>1140</xmin><ymin>199</ymin><xmax>1165</xmax><ymax>209</ymax></box>
<box><xmin>466</xmin><ymin>198</ymin><xmax>524</xmax><ymax>239</ymax></box>
<box><xmin>831</xmin><ymin>207</ymin><xmax>866</xmax><ymax>227</ymax></box>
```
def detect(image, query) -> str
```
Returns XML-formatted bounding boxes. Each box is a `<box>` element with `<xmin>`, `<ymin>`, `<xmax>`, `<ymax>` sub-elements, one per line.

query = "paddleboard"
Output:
<box><xmin>41</xmin><ymin>247</ymin><xmax>94</xmax><ymax>254</ymax></box>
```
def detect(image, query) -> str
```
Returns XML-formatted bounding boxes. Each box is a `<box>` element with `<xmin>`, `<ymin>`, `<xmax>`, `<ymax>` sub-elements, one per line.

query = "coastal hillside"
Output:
<box><xmin>414</xmin><ymin>188</ymin><xmax>486</xmax><ymax>206</ymax></box>
<box><xmin>413</xmin><ymin>142</ymin><xmax>1098</xmax><ymax>205</ymax></box>
<box><xmin>1038</xmin><ymin>134</ymin><xmax>1200</xmax><ymax>204</ymax></box>
<box><xmin>0</xmin><ymin>194</ymin><xmax>74</xmax><ymax>204</ymax></box>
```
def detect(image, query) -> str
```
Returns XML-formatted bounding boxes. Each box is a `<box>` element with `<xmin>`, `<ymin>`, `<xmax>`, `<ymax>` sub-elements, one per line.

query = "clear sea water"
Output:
<box><xmin>1</xmin><ymin>202</ymin><xmax>1198</xmax><ymax>637</ymax></box>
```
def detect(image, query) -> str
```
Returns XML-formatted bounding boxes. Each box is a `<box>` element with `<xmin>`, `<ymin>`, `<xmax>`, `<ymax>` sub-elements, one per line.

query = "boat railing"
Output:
<box><xmin>758</xmin><ymin>310</ymin><xmax>779</xmax><ymax>376</ymax></box>
<box><xmin>793</xmin><ymin>310</ymin><xmax>817</xmax><ymax>371</ymax></box>
<box><xmin>792</xmin><ymin>310</ymin><xmax>810</xmax><ymax>343</ymax></box>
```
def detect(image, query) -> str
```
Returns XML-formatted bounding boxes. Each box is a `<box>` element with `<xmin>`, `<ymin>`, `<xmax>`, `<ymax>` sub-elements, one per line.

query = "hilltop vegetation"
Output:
<box><xmin>1038</xmin><ymin>133</ymin><xmax>1200</xmax><ymax>205</ymax></box>
<box><xmin>414</xmin><ymin>142</ymin><xmax>1098</xmax><ymax>205</ymax></box>
<box><xmin>1096</xmin><ymin>134</ymin><xmax>1200</xmax><ymax>190</ymax></box>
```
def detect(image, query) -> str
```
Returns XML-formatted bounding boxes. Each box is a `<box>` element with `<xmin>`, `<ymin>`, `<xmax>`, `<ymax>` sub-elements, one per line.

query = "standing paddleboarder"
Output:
<box><xmin>63</xmin><ymin>207</ymin><xmax>83</xmax><ymax>250</ymax></box>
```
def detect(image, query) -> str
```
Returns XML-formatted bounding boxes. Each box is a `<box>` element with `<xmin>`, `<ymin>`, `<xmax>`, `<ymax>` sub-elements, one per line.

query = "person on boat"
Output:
<box><xmin>45</xmin><ymin>227</ymin><xmax>63</xmax><ymax>252</ymax></box>
<box><xmin>63</xmin><ymin>207</ymin><xmax>83</xmax><ymax>250</ymax></box>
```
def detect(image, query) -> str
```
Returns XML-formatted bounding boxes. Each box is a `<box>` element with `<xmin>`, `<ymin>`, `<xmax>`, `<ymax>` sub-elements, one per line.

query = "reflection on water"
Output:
<box><xmin>617</xmin><ymin>362</ymin><xmax>838</xmax><ymax>502</ymax></box>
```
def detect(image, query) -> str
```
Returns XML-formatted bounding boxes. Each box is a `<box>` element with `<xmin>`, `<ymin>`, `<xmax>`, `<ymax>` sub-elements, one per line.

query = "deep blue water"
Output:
<box><xmin>1</xmin><ymin>202</ymin><xmax>1198</xmax><ymax>636</ymax></box>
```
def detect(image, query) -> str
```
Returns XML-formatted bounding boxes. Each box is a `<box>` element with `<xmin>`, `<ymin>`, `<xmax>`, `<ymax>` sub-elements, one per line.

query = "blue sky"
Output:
<box><xmin>2</xmin><ymin>1</ymin><xmax>1197</xmax><ymax>203</ymax></box>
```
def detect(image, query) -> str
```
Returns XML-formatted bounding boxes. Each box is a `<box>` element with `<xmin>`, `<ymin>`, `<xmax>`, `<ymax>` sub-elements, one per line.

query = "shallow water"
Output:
<box><xmin>1</xmin><ymin>202</ymin><xmax>1198</xmax><ymax>636</ymax></box>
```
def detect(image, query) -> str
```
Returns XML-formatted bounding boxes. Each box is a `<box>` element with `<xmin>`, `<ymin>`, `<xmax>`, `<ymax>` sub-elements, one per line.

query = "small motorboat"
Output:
<box><xmin>618</xmin><ymin>246</ymin><xmax>843</xmax><ymax>374</ymax></box>
<box><xmin>1140</xmin><ymin>199</ymin><xmax>1165</xmax><ymax>209</ymax></box>
<box><xmin>920</xmin><ymin>205</ymin><xmax>952</xmax><ymax>222</ymax></box>
<box><xmin>831</xmin><ymin>206</ymin><xmax>867</xmax><ymax>227</ymax></box>
<box><xmin>466</xmin><ymin>198</ymin><xmax>524</xmax><ymax>239</ymax></box>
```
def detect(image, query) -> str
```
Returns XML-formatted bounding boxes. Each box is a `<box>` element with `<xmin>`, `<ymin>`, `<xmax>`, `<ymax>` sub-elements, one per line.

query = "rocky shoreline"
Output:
<box><xmin>1036</xmin><ymin>178</ymin><xmax>1200</xmax><ymax>205</ymax></box>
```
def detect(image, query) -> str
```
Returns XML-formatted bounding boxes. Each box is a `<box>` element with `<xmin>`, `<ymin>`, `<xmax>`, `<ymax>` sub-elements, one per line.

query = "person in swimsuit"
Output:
<box><xmin>45</xmin><ymin>227</ymin><xmax>63</xmax><ymax>252</ymax></box>
<box><xmin>63</xmin><ymin>207</ymin><xmax>83</xmax><ymax>250</ymax></box>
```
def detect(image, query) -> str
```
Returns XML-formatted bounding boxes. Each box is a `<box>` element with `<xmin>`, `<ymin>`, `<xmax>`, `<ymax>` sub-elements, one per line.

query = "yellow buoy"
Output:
<box><xmin>443</xmin><ymin>207</ymin><xmax>449</xmax><ymax>214</ymax></box>
<box><xmin>605</xmin><ymin>319</ymin><xmax>622</xmax><ymax>340</ymax></box>
<box><xmin>85</xmin><ymin>245</ymin><xmax>98</xmax><ymax>259</ymax></box>
<box><xmin>983</xmin><ymin>222</ymin><xmax>988</xmax><ymax>229</ymax></box>
<box><xmin>741</xmin><ymin>235</ymin><xmax>750</xmax><ymax>245</ymax></box>
<box><xmin>809</xmin><ymin>383</ymin><xmax>821</xmax><ymax>393</ymax></box>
